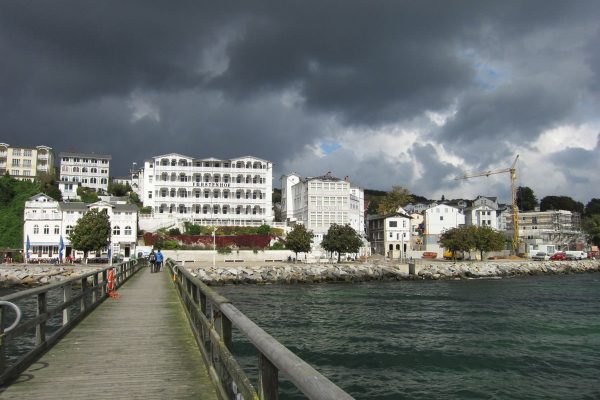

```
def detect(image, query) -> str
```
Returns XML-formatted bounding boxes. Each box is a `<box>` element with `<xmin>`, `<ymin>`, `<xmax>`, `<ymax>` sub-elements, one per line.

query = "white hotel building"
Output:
<box><xmin>140</xmin><ymin>154</ymin><xmax>273</xmax><ymax>226</ymax></box>
<box><xmin>23</xmin><ymin>193</ymin><xmax>138</xmax><ymax>260</ymax></box>
<box><xmin>281</xmin><ymin>172</ymin><xmax>365</xmax><ymax>244</ymax></box>
<box><xmin>59</xmin><ymin>152</ymin><xmax>111</xmax><ymax>199</ymax></box>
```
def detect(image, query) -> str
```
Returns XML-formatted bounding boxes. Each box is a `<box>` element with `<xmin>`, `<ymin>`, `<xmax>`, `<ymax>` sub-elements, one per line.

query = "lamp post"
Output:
<box><xmin>212</xmin><ymin>226</ymin><xmax>217</xmax><ymax>267</ymax></box>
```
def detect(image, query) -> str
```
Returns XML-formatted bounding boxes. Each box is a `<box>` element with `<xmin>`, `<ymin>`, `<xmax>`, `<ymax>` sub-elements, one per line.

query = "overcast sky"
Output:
<box><xmin>1</xmin><ymin>1</ymin><xmax>599</xmax><ymax>204</ymax></box>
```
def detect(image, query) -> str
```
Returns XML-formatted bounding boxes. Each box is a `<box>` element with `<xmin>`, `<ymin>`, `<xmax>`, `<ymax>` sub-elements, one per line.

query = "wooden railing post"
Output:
<box><xmin>102</xmin><ymin>270</ymin><xmax>108</xmax><ymax>297</ymax></box>
<box><xmin>63</xmin><ymin>284</ymin><xmax>72</xmax><ymax>325</ymax></box>
<box><xmin>80</xmin><ymin>277</ymin><xmax>88</xmax><ymax>312</ymax></box>
<box><xmin>92</xmin><ymin>273</ymin><xmax>99</xmax><ymax>304</ymax></box>
<box><xmin>36</xmin><ymin>292</ymin><xmax>47</xmax><ymax>345</ymax></box>
<box><xmin>259</xmin><ymin>353</ymin><xmax>278</xmax><ymax>400</ymax></box>
<box><xmin>0</xmin><ymin>304</ymin><xmax>6</xmax><ymax>372</ymax></box>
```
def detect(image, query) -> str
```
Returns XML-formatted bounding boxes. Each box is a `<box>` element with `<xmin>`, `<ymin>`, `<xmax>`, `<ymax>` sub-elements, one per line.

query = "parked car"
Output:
<box><xmin>565</xmin><ymin>251</ymin><xmax>587</xmax><ymax>260</ymax></box>
<box><xmin>532</xmin><ymin>252</ymin><xmax>550</xmax><ymax>261</ymax></box>
<box><xmin>550</xmin><ymin>252</ymin><xmax>566</xmax><ymax>261</ymax></box>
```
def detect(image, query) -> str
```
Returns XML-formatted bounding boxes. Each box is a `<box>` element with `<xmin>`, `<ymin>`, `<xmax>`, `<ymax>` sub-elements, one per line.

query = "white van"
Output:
<box><xmin>565</xmin><ymin>251</ymin><xmax>587</xmax><ymax>260</ymax></box>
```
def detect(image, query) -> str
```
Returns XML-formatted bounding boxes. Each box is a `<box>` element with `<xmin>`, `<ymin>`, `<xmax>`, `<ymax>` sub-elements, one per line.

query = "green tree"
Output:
<box><xmin>439</xmin><ymin>226</ymin><xmax>475</xmax><ymax>259</ymax></box>
<box><xmin>540</xmin><ymin>196</ymin><xmax>584</xmax><ymax>214</ymax></box>
<box><xmin>108</xmin><ymin>182</ymin><xmax>131</xmax><ymax>197</ymax></box>
<box><xmin>584</xmin><ymin>198</ymin><xmax>600</xmax><ymax>216</ymax></box>
<box><xmin>582</xmin><ymin>215</ymin><xmax>600</xmax><ymax>246</ymax></box>
<box><xmin>129</xmin><ymin>191</ymin><xmax>142</xmax><ymax>207</ymax></box>
<box><xmin>257</xmin><ymin>224</ymin><xmax>271</xmax><ymax>235</ymax></box>
<box><xmin>321</xmin><ymin>224</ymin><xmax>363</xmax><ymax>262</ymax></box>
<box><xmin>472</xmin><ymin>225</ymin><xmax>506</xmax><ymax>260</ymax></box>
<box><xmin>0</xmin><ymin>176</ymin><xmax>38</xmax><ymax>248</ymax></box>
<box><xmin>285</xmin><ymin>224</ymin><xmax>314</xmax><ymax>261</ymax></box>
<box><xmin>0</xmin><ymin>177</ymin><xmax>16</xmax><ymax>205</ymax></box>
<box><xmin>69</xmin><ymin>209</ymin><xmax>111</xmax><ymax>262</ymax></box>
<box><xmin>377</xmin><ymin>186</ymin><xmax>412</xmax><ymax>214</ymax></box>
<box><xmin>516</xmin><ymin>186</ymin><xmax>538</xmax><ymax>211</ymax></box>
<box><xmin>77</xmin><ymin>186</ymin><xmax>99</xmax><ymax>203</ymax></box>
<box><xmin>35</xmin><ymin>172</ymin><xmax>62</xmax><ymax>201</ymax></box>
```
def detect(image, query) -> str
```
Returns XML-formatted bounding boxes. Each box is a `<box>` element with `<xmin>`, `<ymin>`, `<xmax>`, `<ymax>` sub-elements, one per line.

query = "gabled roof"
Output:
<box><xmin>367</xmin><ymin>211</ymin><xmax>412</xmax><ymax>221</ymax></box>
<box><xmin>28</xmin><ymin>193</ymin><xmax>55</xmax><ymax>202</ymax></box>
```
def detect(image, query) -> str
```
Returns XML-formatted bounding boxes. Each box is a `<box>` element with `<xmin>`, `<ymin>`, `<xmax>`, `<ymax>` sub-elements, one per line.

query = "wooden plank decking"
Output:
<box><xmin>0</xmin><ymin>267</ymin><xmax>219</xmax><ymax>399</ymax></box>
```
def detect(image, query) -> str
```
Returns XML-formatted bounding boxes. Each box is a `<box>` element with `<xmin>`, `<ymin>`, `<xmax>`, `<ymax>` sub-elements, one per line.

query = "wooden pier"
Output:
<box><xmin>0</xmin><ymin>267</ymin><xmax>219</xmax><ymax>399</ymax></box>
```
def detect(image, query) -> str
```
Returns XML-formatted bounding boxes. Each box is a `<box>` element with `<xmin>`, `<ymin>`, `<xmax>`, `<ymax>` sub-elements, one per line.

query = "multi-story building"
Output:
<box><xmin>464</xmin><ymin>196</ymin><xmax>499</xmax><ymax>229</ymax></box>
<box><xmin>281</xmin><ymin>172</ymin><xmax>365</xmax><ymax>244</ymax></box>
<box><xmin>59</xmin><ymin>152</ymin><xmax>111</xmax><ymax>196</ymax></box>
<box><xmin>423</xmin><ymin>203</ymin><xmax>465</xmax><ymax>253</ymax></box>
<box><xmin>0</xmin><ymin>143</ymin><xmax>54</xmax><ymax>181</ymax></box>
<box><xmin>367</xmin><ymin>210</ymin><xmax>411</xmax><ymax>259</ymax></box>
<box><xmin>23</xmin><ymin>193</ymin><xmax>138</xmax><ymax>261</ymax></box>
<box><xmin>505</xmin><ymin>209</ymin><xmax>583</xmax><ymax>252</ymax></box>
<box><xmin>141</xmin><ymin>153</ymin><xmax>273</xmax><ymax>226</ymax></box>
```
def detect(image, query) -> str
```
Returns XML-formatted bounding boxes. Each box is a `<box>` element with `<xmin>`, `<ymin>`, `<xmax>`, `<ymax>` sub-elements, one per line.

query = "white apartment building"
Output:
<box><xmin>141</xmin><ymin>154</ymin><xmax>273</xmax><ymax>226</ymax></box>
<box><xmin>367</xmin><ymin>211</ymin><xmax>411</xmax><ymax>259</ymax></box>
<box><xmin>281</xmin><ymin>172</ymin><xmax>365</xmax><ymax>244</ymax></box>
<box><xmin>423</xmin><ymin>203</ymin><xmax>465</xmax><ymax>253</ymax></box>
<box><xmin>23</xmin><ymin>193</ymin><xmax>138</xmax><ymax>261</ymax></box>
<box><xmin>0</xmin><ymin>143</ymin><xmax>54</xmax><ymax>181</ymax></box>
<box><xmin>465</xmin><ymin>196</ymin><xmax>499</xmax><ymax>229</ymax></box>
<box><xmin>59</xmin><ymin>152</ymin><xmax>111</xmax><ymax>196</ymax></box>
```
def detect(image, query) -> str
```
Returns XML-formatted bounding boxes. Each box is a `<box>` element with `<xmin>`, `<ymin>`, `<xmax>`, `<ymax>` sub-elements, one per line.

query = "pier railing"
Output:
<box><xmin>167</xmin><ymin>259</ymin><xmax>354</xmax><ymax>400</ymax></box>
<box><xmin>0</xmin><ymin>259</ymin><xmax>146</xmax><ymax>385</ymax></box>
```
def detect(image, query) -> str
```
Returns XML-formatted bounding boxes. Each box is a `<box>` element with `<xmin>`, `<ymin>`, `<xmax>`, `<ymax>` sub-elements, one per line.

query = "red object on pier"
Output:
<box><xmin>107</xmin><ymin>268</ymin><xmax>119</xmax><ymax>299</ymax></box>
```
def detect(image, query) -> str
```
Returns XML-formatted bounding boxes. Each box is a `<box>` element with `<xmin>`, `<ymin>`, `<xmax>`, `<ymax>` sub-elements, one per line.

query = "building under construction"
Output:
<box><xmin>505</xmin><ymin>209</ymin><xmax>584</xmax><ymax>252</ymax></box>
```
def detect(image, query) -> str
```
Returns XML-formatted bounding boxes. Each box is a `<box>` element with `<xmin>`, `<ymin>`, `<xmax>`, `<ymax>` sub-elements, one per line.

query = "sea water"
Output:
<box><xmin>218</xmin><ymin>274</ymin><xmax>600</xmax><ymax>399</ymax></box>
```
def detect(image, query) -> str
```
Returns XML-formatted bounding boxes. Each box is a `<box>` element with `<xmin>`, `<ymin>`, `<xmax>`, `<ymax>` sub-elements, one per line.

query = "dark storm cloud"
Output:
<box><xmin>1</xmin><ymin>0</ymin><xmax>599</xmax><ymax>200</ymax></box>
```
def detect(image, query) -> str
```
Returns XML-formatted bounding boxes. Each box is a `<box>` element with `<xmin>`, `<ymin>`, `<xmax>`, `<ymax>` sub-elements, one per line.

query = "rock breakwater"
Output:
<box><xmin>0</xmin><ymin>265</ymin><xmax>103</xmax><ymax>288</ymax></box>
<box><xmin>187</xmin><ymin>260</ymin><xmax>600</xmax><ymax>285</ymax></box>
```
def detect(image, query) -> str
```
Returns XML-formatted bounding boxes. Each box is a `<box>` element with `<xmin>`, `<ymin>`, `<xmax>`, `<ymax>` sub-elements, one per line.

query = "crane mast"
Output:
<box><xmin>454</xmin><ymin>155</ymin><xmax>520</xmax><ymax>254</ymax></box>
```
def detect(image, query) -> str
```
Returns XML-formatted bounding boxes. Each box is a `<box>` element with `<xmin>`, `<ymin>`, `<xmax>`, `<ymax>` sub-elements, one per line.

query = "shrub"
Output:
<box><xmin>168</xmin><ymin>228</ymin><xmax>181</xmax><ymax>235</ymax></box>
<box><xmin>217</xmin><ymin>246</ymin><xmax>232</xmax><ymax>255</ymax></box>
<box><xmin>270</xmin><ymin>241</ymin><xmax>285</xmax><ymax>250</ymax></box>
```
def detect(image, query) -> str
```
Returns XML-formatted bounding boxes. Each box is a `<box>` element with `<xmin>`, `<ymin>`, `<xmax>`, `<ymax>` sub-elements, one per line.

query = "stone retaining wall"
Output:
<box><xmin>186</xmin><ymin>260</ymin><xmax>600</xmax><ymax>285</ymax></box>
<box><xmin>0</xmin><ymin>265</ymin><xmax>103</xmax><ymax>287</ymax></box>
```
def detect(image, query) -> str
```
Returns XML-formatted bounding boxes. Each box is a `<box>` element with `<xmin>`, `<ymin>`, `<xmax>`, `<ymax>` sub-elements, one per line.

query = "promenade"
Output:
<box><xmin>0</xmin><ymin>266</ymin><xmax>218</xmax><ymax>399</ymax></box>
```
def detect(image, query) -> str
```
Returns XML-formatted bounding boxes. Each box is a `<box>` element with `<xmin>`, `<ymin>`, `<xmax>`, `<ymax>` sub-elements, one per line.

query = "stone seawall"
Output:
<box><xmin>186</xmin><ymin>260</ymin><xmax>600</xmax><ymax>285</ymax></box>
<box><xmin>0</xmin><ymin>265</ymin><xmax>104</xmax><ymax>288</ymax></box>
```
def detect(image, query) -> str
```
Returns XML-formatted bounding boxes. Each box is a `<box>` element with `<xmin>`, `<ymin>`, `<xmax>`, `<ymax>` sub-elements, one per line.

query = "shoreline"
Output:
<box><xmin>185</xmin><ymin>260</ymin><xmax>600</xmax><ymax>285</ymax></box>
<box><xmin>0</xmin><ymin>265</ymin><xmax>104</xmax><ymax>289</ymax></box>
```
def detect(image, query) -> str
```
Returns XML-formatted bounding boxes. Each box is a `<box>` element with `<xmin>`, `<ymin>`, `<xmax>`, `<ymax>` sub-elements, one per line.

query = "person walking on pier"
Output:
<box><xmin>155</xmin><ymin>249</ymin><xmax>163</xmax><ymax>272</ymax></box>
<box><xmin>149</xmin><ymin>250</ymin><xmax>156</xmax><ymax>273</ymax></box>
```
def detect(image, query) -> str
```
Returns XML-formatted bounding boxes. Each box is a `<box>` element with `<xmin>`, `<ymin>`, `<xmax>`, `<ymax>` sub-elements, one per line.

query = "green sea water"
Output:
<box><xmin>218</xmin><ymin>274</ymin><xmax>600</xmax><ymax>399</ymax></box>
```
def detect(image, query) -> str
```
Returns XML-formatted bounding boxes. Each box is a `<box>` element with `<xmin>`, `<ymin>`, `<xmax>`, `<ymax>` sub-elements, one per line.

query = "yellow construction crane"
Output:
<box><xmin>454</xmin><ymin>155</ymin><xmax>520</xmax><ymax>254</ymax></box>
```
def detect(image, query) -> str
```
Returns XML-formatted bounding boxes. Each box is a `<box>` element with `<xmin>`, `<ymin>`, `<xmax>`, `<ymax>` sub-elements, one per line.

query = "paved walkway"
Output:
<box><xmin>0</xmin><ymin>267</ymin><xmax>219</xmax><ymax>399</ymax></box>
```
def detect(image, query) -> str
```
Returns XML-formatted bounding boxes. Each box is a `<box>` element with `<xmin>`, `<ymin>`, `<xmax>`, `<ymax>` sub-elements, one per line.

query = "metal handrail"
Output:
<box><xmin>0</xmin><ymin>302</ymin><xmax>21</xmax><ymax>333</ymax></box>
<box><xmin>167</xmin><ymin>259</ymin><xmax>354</xmax><ymax>400</ymax></box>
<box><xmin>0</xmin><ymin>259</ymin><xmax>146</xmax><ymax>386</ymax></box>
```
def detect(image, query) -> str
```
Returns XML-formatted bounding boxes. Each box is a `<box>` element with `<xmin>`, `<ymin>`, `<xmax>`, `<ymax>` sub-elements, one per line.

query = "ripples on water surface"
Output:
<box><xmin>218</xmin><ymin>274</ymin><xmax>600</xmax><ymax>399</ymax></box>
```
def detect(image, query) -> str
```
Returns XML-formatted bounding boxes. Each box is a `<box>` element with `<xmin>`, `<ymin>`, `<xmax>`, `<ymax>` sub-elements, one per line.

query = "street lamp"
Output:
<box><xmin>212</xmin><ymin>226</ymin><xmax>217</xmax><ymax>267</ymax></box>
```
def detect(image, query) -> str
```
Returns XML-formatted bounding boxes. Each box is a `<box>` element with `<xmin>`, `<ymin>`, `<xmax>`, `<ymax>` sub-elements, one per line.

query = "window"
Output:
<box><xmin>12</xmin><ymin>149</ymin><xmax>21</xmax><ymax>156</ymax></box>
<box><xmin>43</xmin><ymin>225</ymin><xmax>49</xmax><ymax>234</ymax></box>
<box><xmin>54</xmin><ymin>225</ymin><xmax>59</xmax><ymax>234</ymax></box>
<box><xmin>34</xmin><ymin>225</ymin><xmax>39</xmax><ymax>234</ymax></box>
<box><xmin>113</xmin><ymin>226</ymin><xmax>121</xmax><ymax>235</ymax></box>
<box><xmin>124</xmin><ymin>226</ymin><xmax>132</xmax><ymax>235</ymax></box>
<box><xmin>389</xmin><ymin>221</ymin><xmax>397</xmax><ymax>227</ymax></box>
<box><xmin>66</xmin><ymin>225</ymin><xmax>73</xmax><ymax>234</ymax></box>
<box><xmin>148</xmin><ymin>191</ymin><xmax>152</xmax><ymax>199</ymax></box>
<box><xmin>23</xmin><ymin>159</ymin><xmax>31</xmax><ymax>167</ymax></box>
<box><xmin>11</xmin><ymin>159</ymin><xmax>19</xmax><ymax>166</ymax></box>
<box><xmin>440</xmin><ymin>216</ymin><xmax>444</xmax><ymax>221</ymax></box>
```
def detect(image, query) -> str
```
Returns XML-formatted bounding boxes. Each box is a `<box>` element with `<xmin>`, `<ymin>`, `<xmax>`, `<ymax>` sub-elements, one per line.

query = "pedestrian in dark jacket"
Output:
<box><xmin>149</xmin><ymin>250</ymin><xmax>156</xmax><ymax>273</ymax></box>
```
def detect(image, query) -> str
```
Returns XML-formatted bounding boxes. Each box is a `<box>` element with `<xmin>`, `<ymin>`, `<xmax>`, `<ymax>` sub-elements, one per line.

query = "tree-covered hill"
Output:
<box><xmin>0</xmin><ymin>176</ymin><xmax>39</xmax><ymax>248</ymax></box>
